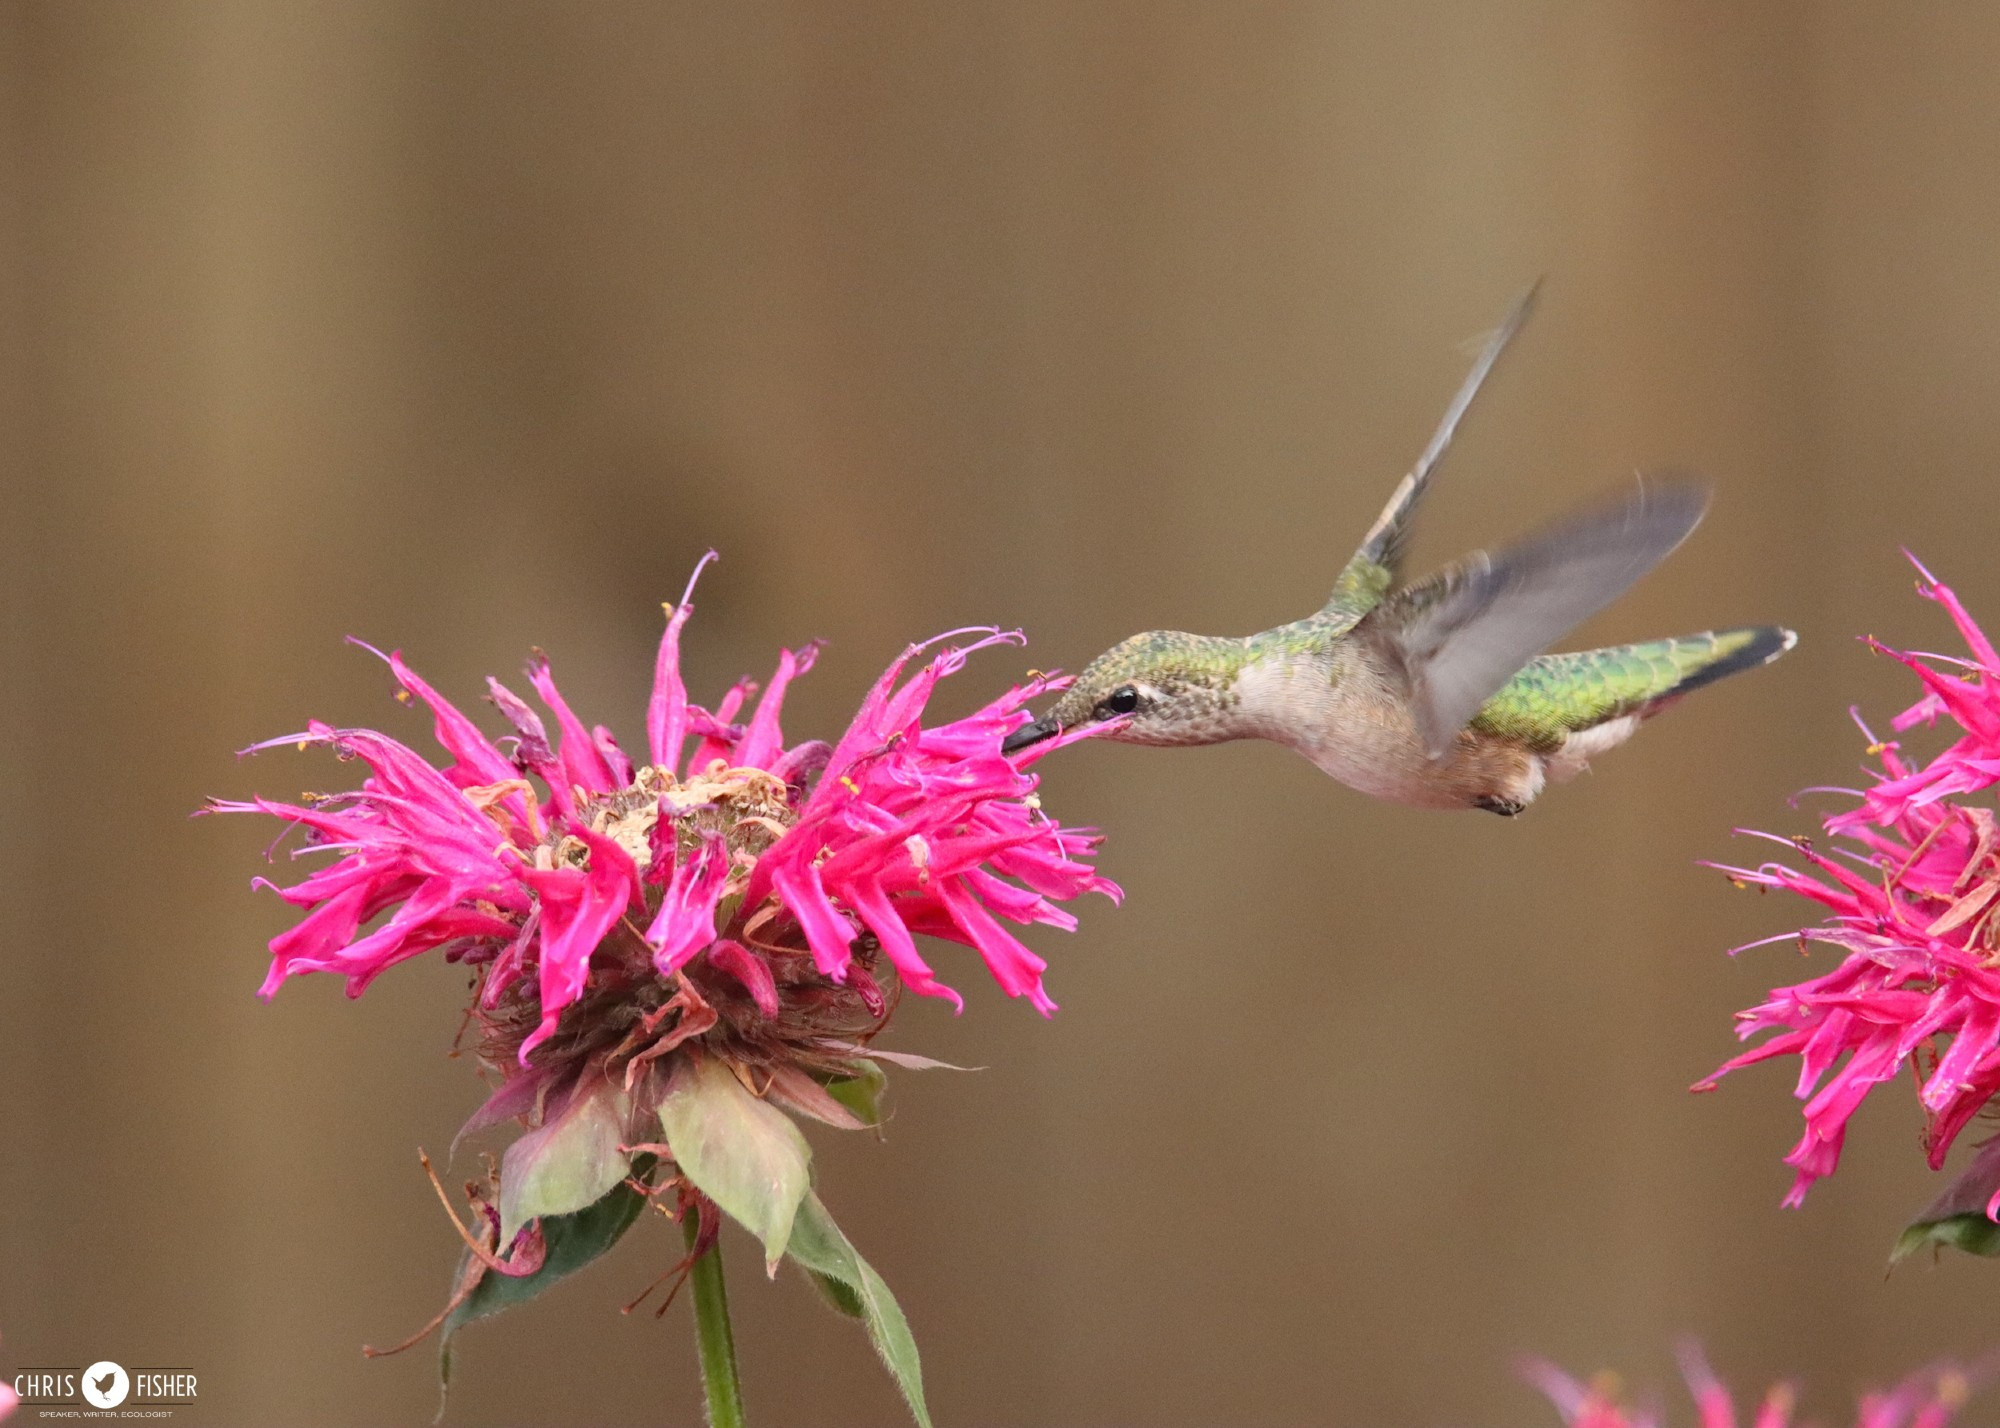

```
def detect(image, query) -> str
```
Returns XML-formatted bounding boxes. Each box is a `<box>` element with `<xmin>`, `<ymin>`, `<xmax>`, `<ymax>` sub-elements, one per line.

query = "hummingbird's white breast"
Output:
<box><xmin>1233</xmin><ymin>650</ymin><xmax>1547</xmax><ymax>811</ymax></box>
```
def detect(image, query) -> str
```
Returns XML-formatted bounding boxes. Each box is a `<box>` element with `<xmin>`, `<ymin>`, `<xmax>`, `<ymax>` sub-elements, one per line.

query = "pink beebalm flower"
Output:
<box><xmin>214</xmin><ymin>554</ymin><xmax>1117</xmax><ymax>1404</ymax></box>
<box><xmin>223</xmin><ymin>555</ymin><xmax>1115</xmax><ymax>1046</ymax></box>
<box><xmin>1697</xmin><ymin>558</ymin><xmax>2000</xmax><ymax>1210</ymax></box>
<box><xmin>1523</xmin><ymin>1343</ymin><xmax>1981</xmax><ymax>1428</ymax></box>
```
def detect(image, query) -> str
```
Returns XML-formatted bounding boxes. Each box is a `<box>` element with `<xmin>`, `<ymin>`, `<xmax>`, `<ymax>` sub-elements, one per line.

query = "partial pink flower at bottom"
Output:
<box><xmin>1524</xmin><ymin>1344</ymin><xmax>1983</xmax><ymax>1428</ymax></box>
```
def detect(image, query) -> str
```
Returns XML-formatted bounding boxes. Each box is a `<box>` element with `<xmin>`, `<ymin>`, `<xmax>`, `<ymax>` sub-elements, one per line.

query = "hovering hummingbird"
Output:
<box><xmin>1002</xmin><ymin>289</ymin><xmax>1795</xmax><ymax>814</ymax></box>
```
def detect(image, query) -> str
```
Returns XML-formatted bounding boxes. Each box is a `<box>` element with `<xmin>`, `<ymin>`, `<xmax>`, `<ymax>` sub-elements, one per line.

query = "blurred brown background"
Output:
<box><xmin>8</xmin><ymin>4</ymin><xmax>2000</xmax><ymax>1425</ymax></box>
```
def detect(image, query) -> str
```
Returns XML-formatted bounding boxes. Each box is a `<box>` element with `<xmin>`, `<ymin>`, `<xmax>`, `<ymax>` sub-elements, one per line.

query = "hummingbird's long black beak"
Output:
<box><xmin>1001</xmin><ymin>717</ymin><xmax>1061</xmax><ymax>755</ymax></box>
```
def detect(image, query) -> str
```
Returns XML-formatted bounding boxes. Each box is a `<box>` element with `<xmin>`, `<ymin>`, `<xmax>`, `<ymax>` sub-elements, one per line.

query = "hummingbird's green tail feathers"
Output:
<box><xmin>1471</xmin><ymin>625</ymin><xmax>1796</xmax><ymax>750</ymax></box>
<box><xmin>1325</xmin><ymin>283</ymin><xmax>1541</xmax><ymax>620</ymax></box>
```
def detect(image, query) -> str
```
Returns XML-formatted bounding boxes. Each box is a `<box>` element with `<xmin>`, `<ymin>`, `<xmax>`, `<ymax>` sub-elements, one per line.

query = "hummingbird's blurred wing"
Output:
<box><xmin>1322</xmin><ymin>282</ymin><xmax>1540</xmax><ymax>628</ymax></box>
<box><xmin>1372</xmin><ymin>477</ymin><xmax>1710</xmax><ymax>757</ymax></box>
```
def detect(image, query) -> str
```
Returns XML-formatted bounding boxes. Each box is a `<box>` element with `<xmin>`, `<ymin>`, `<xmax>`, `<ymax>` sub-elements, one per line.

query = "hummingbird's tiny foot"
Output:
<box><xmin>1473</xmin><ymin>795</ymin><xmax>1527</xmax><ymax>818</ymax></box>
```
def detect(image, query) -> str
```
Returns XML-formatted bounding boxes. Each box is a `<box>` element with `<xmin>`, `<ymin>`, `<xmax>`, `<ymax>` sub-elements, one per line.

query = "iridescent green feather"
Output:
<box><xmin>1472</xmin><ymin>627</ymin><xmax>1791</xmax><ymax>751</ymax></box>
<box><xmin>1323</xmin><ymin>555</ymin><xmax>1393</xmax><ymax>633</ymax></box>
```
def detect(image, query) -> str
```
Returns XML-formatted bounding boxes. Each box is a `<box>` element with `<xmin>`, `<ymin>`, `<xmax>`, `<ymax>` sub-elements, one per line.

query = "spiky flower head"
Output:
<box><xmin>214</xmin><ymin>555</ymin><xmax>1117</xmax><ymax>1411</ymax></box>
<box><xmin>1523</xmin><ymin>1343</ymin><xmax>1980</xmax><ymax>1428</ymax></box>
<box><xmin>1697</xmin><ymin>558</ymin><xmax>2000</xmax><ymax>1222</ymax></box>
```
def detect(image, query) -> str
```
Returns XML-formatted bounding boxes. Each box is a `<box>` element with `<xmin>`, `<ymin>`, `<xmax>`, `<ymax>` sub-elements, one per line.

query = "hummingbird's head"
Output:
<box><xmin>1002</xmin><ymin>630</ymin><xmax>1248</xmax><ymax>754</ymax></box>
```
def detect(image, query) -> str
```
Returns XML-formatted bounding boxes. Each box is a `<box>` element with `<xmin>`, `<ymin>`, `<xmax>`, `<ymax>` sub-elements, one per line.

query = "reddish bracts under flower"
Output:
<box><xmin>1698</xmin><ymin>558</ymin><xmax>2000</xmax><ymax>1207</ymax></box>
<box><xmin>1523</xmin><ymin>1343</ymin><xmax>1981</xmax><ymax>1428</ymax></box>
<box><xmin>216</xmin><ymin>556</ymin><xmax>1118</xmax><ymax>1064</ymax></box>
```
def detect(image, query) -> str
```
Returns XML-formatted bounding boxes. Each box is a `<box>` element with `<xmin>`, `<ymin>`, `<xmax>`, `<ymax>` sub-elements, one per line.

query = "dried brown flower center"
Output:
<box><xmin>461</xmin><ymin>760</ymin><xmax>887</xmax><ymax>1084</ymax></box>
<box><xmin>556</xmin><ymin>762</ymin><xmax>798</xmax><ymax>875</ymax></box>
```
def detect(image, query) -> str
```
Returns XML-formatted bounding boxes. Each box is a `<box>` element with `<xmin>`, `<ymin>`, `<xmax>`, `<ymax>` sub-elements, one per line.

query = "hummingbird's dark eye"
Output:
<box><xmin>1098</xmin><ymin>686</ymin><xmax>1141</xmax><ymax>719</ymax></box>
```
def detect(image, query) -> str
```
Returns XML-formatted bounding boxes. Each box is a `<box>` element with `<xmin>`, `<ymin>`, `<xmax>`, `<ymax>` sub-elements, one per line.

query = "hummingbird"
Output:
<box><xmin>1001</xmin><ymin>288</ymin><xmax>1796</xmax><ymax>814</ymax></box>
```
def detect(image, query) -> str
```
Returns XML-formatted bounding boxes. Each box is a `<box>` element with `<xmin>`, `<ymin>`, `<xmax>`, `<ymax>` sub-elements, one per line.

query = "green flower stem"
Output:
<box><xmin>685</xmin><ymin>1208</ymin><xmax>747</xmax><ymax>1428</ymax></box>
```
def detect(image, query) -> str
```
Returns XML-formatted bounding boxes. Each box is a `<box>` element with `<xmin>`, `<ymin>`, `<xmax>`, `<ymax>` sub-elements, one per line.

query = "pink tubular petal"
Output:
<box><xmin>770</xmin><ymin>739</ymin><xmax>832</xmax><ymax>788</ymax></box>
<box><xmin>736</xmin><ymin>641</ymin><xmax>823</xmax><ymax>771</ymax></box>
<box><xmin>482</xmin><ymin>907</ymin><xmax>539</xmax><ymax>1007</ymax></box>
<box><xmin>1911</xmin><ymin>559</ymin><xmax>2000</xmax><ymax>671</ymax></box>
<box><xmin>264</xmin><ymin>723</ymin><xmax>454</xmax><ymax>812</ymax></box>
<box><xmin>518</xmin><ymin>848</ymin><xmax>638</xmax><ymax>1063</ymax></box>
<box><xmin>593</xmin><ymin>724</ymin><xmax>634</xmax><ymax>787</ymax></box>
<box><xmin>1675</xmin><ymin>1343</ymin><xmax>1736</xmax><ymax>1428</ymax></box>
<box><xmin>338</xmin><ymin>891</ymin><xmax>516</xmax><ymax>997</ymax></box>
<box><xmin>253</xmin><ymin>855</ymin><xmax>401</xmax><ymax>909</ymax></box>
<box><xmin>1793</xmin><ymin>1007</ymin><xmax>1856</xmax><ymax>1099</ymax></box>
<box><xmin>575</xmin><ymin>827</ymin><xmax>645</xmax><ymax>915</ymax></box>
<box><xmin>644</xmin><ymin>832</ymin><xmax>730</xmax><ymax>976</ymax></box>
<box><xmin>1518</xmin><ymin>1359</ymin><xmax>1595</xmax><ymax>1421</ymax></box>
<box><xmin>821</xmin><ymin>629</ymin><xmax>1014</xmax><ymax>784</ymax></box>
<box><xmin>935</xmin><ymin>876</ymin><xmax>1054</xmax><ymax>1014</ymax></box>
<box><xmin>963</xmin><ymin>866</ymin><xmax>1075</xmax><ymax>930</ymax></box>
<box><xmin>525</xmin><ymin>654</ymin><xmax>619</xmax><ymax>798</ymax></box>
<box><xmin>842</xmin><ymin>877</ymin><xmax>963</xmax><ymax>1011</ymax></box>
<box><xmin>258</xmin><ymin>882</ymin><xmax>376</xmax><ymax>997</ymax></box>
<box><xmin>352</xmin><ymin>641</ymin><xmax>519</xmax><ymax>788</ymax></box>
<box><xmin>990</xmin><ymin>834</ymin><xmax>1121</xmax><ymax>903</ymax></box>
<box><xmin>646</xmin><ymin>551</ymin><xmax>715</xmax><ymax>772</ymax></box>
<box><xmin>1934</xmin><ymin>1055</ymin><xmax>2000</xmax><ymax>1165</ymax></box>
<box><xmin>688</xmin><ymin>677</ymin><xmax>755</xmax><ymax>771</ymax></box>
<box><xmin>1922</xmin><ymin>1003</ymin><xmax>2000</xmax><ymax>1113</ymax></box>
<box><xmin>1749</xmin><ymin>1387</ymin><xmax>1796</xmax><ymax>1428</ymax></box>
<box><xmin>486</xmin><ymin>676</ymin><xmax>566</xmax><ymax>809</ymax></box>
<box><xmin>767</xmin><ymin>860</ymin><xmax>859</xmax><ymax>981</ymax></box>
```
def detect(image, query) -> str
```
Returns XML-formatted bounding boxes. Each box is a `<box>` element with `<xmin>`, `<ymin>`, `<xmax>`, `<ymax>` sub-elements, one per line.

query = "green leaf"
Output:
<box><xmin>823</xmin><ymin>1061</ymin><xmax>888</xmax><ymax>1126</ymax></box>
<box><xmin>1894</xmin><ymin>1211</ymin><xmax>2000</xmax><ymax>1262</ymax></box>
<box><xmin>439</xmin><ymin>1155</ymin><xmax>657</xmax><ymax>1405</ymax></box>
<box><xmin>807</xmin><ymin>1267</ymin><xmax>867</xmax><ymax>1319</ymax></box>
<box><xmin>783</xmin><ymin>1192</ymin><xmax>930</xmax><ymax>1428</ymax></box>
<box><xmin>498</xmin><ymin>1077</ymin><xmax>633</xmax><ymax>1245</ymax></box>
<box><xmin>1892</xmin><ymin>1138</ymin><xmax>2000</xmax><ymax>1264</ymax></box>
<box><xmin>659</xmin><ymin>1056</ymin><xmax>812</xmax><ymax>1275</ymax></box>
